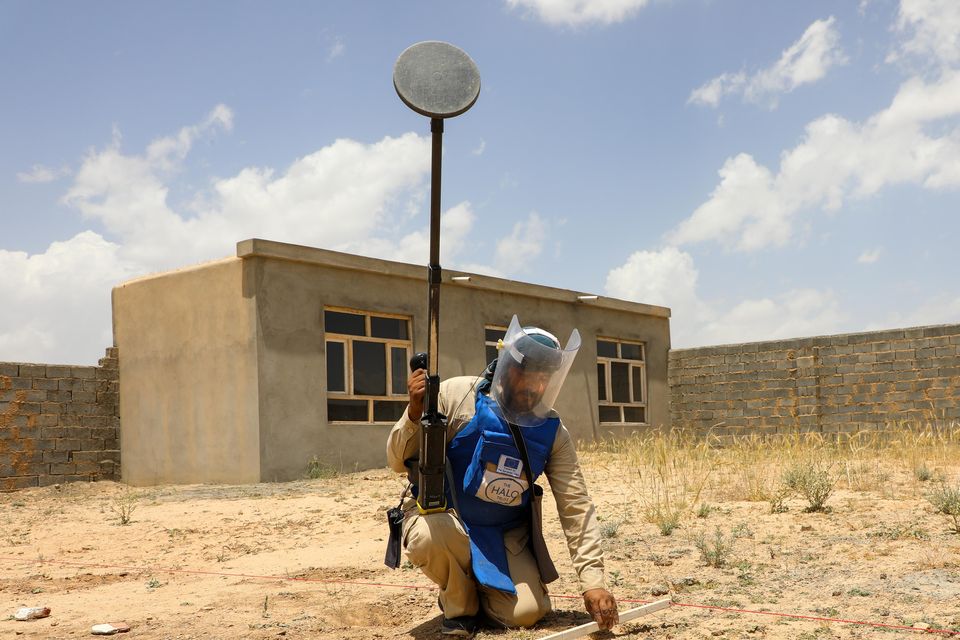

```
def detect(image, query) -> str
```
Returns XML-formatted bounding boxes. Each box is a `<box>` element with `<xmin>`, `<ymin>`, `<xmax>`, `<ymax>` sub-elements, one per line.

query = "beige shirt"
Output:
<box><xmin>385</xmin><ymin>375</ymin><xmax>606</xmax><ymax>593</ymax></box>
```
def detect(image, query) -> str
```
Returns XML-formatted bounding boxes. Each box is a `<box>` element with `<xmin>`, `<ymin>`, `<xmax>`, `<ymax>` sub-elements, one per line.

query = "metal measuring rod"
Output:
<box><xmin>393</xmin><ymin>42</ymin><xmax>481</xmax><ymax>514</ymax></box>
<box><xmin>536</xmin><ymin>600</ymin><xmax>672</xmax><ymax>640</ymax></box>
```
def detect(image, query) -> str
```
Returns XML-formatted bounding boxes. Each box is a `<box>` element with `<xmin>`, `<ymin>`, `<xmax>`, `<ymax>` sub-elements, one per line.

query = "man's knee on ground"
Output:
<box><xmin>511</xmin><ymin>601</ymin><xmax>548</xmax><ymax>628</ymax></box>
<box><xmin>488</xmin><ymin>595</ymin><xmax>549</xmax><ymax>629</ymax></box>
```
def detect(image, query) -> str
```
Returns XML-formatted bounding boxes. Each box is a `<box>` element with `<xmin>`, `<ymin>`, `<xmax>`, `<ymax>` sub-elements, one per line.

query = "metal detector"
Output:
<box><xmin>393</xmin><ymin>42</ymin><xmax>481</xmax><ymax>514</ymax></box>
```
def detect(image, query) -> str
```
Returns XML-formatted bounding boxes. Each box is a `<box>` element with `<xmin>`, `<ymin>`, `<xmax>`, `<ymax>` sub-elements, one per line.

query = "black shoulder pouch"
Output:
<box><xmin>384</xmin><ymin>484</ymin><xmax>409</xmax><ymax>569</ymax></box>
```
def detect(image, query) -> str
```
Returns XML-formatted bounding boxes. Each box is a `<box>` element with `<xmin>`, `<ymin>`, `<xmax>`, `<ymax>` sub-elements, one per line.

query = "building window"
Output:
<box><xmin>484</xmin><ymin>325</ymin><xmax>507</xmax><ymax>366</ymax></box>
<box><xmin>597</xmin><ymin>338</ymin><xmax>646</xmax><ymax>424</ymax></box>
<box><xmin>324</xmin><ymin>308</ymin><xmax>412</xmax><ymax>423</ymax></box>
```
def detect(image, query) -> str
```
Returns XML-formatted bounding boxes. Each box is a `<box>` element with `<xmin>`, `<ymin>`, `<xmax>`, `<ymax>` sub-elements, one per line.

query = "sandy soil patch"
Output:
<box><xmin>2</xmin><ymin>441</ymin><xmax>959</xmax><ymax>639</ymax></box>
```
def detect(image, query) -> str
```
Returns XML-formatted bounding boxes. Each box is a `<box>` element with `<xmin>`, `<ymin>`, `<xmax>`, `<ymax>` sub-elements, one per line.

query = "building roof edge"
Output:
<box><xmin>235</xmin><ymin>238</ymin><xmax>670</xmax><ymax>319</ymax></box>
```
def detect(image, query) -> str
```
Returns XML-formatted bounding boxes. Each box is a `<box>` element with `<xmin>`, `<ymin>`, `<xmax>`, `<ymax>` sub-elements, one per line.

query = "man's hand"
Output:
<box><xmin>583</xmin><ymin>588</ymin><xmax>618</xmax><ymax>631</ymax></box>
<box><xmin>407</xmin><ymin>368</ymin><xmax>426</xmax><ymax>423</ymax></box>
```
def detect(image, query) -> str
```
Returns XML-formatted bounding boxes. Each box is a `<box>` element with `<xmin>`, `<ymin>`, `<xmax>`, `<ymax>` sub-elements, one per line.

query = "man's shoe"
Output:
<box><xmin>440</xmin><ymin>615</ymin><xmax>477</xmax><ymax>637</ymax></box>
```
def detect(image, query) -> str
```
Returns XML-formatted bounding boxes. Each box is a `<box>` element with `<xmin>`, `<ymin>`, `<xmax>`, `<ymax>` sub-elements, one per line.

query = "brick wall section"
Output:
<box><xmin>0</xmin><ymin>347</ymin><xmax>119</xmax><ymax>491</ymax></box>
<box><xmin>670</xmin><ymin>324</ymin><xmax>960</xmax><ymax>437</ymax></box>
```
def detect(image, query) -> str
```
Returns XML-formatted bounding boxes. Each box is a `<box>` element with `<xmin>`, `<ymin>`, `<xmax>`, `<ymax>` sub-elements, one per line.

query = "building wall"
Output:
<box><xmin>669</xmin><ymin>324</ymin><xmax>960</xmax><ymax>437</ymax></box>
<box><xmin>0</xmin><ymin>348</ymin><xmax>119</xmax><ymax>491</ymax></box>
<box><xmin>240</xmin><ymin>239</ymin><xmax>672</xmax><ymax>481</ymax></box>
<box><xmin>113</xmin><ymin>258</ymin><xmax>261</xmax><ymax>486</ymax></box>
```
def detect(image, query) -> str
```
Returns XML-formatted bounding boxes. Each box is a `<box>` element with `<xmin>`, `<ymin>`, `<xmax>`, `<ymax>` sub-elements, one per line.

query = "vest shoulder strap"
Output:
<box><xmin>506</xmin><ymin>422</ymin><xmax>536</xmax><ymax>490</ymax></box>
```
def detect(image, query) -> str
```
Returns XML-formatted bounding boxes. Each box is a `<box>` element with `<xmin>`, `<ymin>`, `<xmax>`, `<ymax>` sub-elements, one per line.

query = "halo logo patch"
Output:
<box><xmin>484</xmin><ymin>477</ymin><xmax>525</xmax><ymax>505</ymax></box>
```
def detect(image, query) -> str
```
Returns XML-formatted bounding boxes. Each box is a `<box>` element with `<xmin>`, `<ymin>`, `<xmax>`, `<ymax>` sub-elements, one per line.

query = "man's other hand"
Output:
<box><xmin>583</xmin><ymin>588</ymin><xmax>618</xmax><ymax>630</ymax></box>
<box><xmin>407</xmin><ymin>368</ymin><xmax>426</xmax><ymax>422</ymax></box>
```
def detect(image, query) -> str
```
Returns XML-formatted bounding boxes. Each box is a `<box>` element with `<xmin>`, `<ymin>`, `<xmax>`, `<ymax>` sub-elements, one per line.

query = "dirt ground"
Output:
<box><xmin>2</xmin><ymin>447</ymin><xmax>959</xmax><ymax>640</ymax></box>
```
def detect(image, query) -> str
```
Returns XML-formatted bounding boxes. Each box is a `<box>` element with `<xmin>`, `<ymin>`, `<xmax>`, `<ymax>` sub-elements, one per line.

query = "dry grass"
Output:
<box><xmin>581</xmin><ymin>420</ymin><xmax>960</xmax><ymax>523</ymax></box>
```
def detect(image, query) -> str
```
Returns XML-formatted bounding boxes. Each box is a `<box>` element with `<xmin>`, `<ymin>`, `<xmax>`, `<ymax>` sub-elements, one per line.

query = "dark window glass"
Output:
<box><xmin>325</xmin><ymin>310</ymin><xmax>365</xmax><ymax>336</ymax></box>
<box><xmin>631</xmin><ymin>365</ymin><xmax>644</xmax><ymax>402</ymax></box>
<box><xmin>621</xmin><ymin>343</ymin><xmax>643</xmax><ymax>361</ymax></box>
<box><xmin>328</xmin><ymin>399</ymin><xmax>368</xmax><ymax>422</ymax></box>
<box><xmin>353</xmin><ymin>341</ymin><xmax>386</xmax><ymax>396</ymax></box>
<box><xmin>326</xmin><ymin>341</ymin><xmax>345</xmax><ymax>392</ymax></box>
<box><xmin>611</xmin><ymin>362</ymin><xmax>630</xmax><ymax>403</ymax></box>
<box><xmin>623</xmin><ymin>406</ymin><xmax>646</xmax><ymax>423</ymax></box>
<box><xmin>597</xmin><ymin>340</ymin><xmax>618</xmax><ymax>358</ymax></box>
<box><xmin>485</xmin><ymin>328</ymin><xmax>506</xmax><ymax>343</ymax></box>
<box><xmin>597</xmin><ymin>363</ymin><xmax>607</xmax><ymax>401</ymax></box>
<box><xmin>391</xmin><ymin>347</ymin><xmax>408</xmax><ymax>395</ymax></box>
<box><xmin>599</xmin><ymin>406</ymin><xmax>621</xmax><ymax>423</ymax></box>
<box><xmin>371</xmin><ymin>316</ymin><xmax>408</xmax><ymax>340</ymax></box>
<box><xmin>485</xmin><ymin>345</ymin><xmax>499</xmax><ymax>366</ymax></box>
<box><xmin>374</xmin><ymin>400</ymin><xmax>407</xmax><ymax>422</ymax></box>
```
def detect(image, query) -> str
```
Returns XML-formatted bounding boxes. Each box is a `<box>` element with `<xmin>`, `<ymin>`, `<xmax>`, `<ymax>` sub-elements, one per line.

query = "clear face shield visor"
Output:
<box><xmin>490</xmin><ymin>315</ymin><xmax>581</xmax><ymax>427</ymax></box>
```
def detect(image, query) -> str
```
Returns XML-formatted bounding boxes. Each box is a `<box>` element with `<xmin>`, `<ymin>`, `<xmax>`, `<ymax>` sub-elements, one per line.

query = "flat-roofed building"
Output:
<box><xmin>113</xmin><ymin>238</ymin><xmax>671</xmax><ymax>485</ymax></box>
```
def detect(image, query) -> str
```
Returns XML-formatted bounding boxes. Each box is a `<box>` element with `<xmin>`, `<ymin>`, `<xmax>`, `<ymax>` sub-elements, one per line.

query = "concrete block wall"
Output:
<box><xmin>669</xmin><ymin>324</ymin><xmax>960</xmax><ymax>437</ymax></box>
<box><xmin>0</xmin><ymin>347</ymin><xmax>119</xmax><ymax>491</ymax></box>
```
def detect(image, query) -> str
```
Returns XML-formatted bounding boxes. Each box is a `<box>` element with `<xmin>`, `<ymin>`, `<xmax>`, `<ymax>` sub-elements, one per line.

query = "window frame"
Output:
<box><xmin>596</xmin><ymin>337</ymin><xmax>647</xmax><ymax>425</ymax></box>
<box><xmin>483</xmin><ymin>324</ymin><xmax>508</xmax><ymax>366</ymax></box>
<box><xmin>324</xmin><ymin>306</ymin><xmax>412</xmax><ymax>424</ymax></box>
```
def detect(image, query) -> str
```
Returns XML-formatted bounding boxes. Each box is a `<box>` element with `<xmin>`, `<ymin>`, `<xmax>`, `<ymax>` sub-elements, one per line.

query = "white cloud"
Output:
<box><xmin>5</xmin><ymin>106</ymin><xmax>533</xmax><ymax>364</ymax></box>
<box><xmin>604</xmin><ymin>246</ymin><xmax>711</xmax><ymax>344</ymax></box>
<box><xmin>16</xmin><ymin>164</ymin><xmax>71</xmax><ymax>183</ymax></box>
<box><xmin>342</xmin><ymin>201</ymin><xmax>476</xmax><ymax>267</ymax></box>
<box><xmin>494</xmin><ymin>211</ymin><xmax>548</xmax><ymax>273</ymax></box>
<box><xmin>0</xmin><ymin>231</ymin><xmax>133</xmax><ymax>365</ymax></box>
<box><xmin>672</xmin><ymin>69</ymin><xmax>960</xmax><ymax>250</ymax></box>
<box><xmin>689</xmin><ymin>17</ymin><xmax>847</xmax><ymax>108</ymax></box>
<box><xmin>698</xmin><ymin>288</ymin><xmax>847</xmax><ymax>346</ymax></box>
<box><xmin>688</xmin><ymin>73</ymin><xmax>745</xmax><ymax>108</ymax></box>
<box><xmin>472</xmin><ymin>139</ymin><xmax>486</xmax><ymax>156</ymax></box>
<box><xmin>61</xmin><ymin>106</ymin><xmax>433</xmax><ymax>272</ymax></box>
<box><xmin>604</xmin><ymin>246</ymin><xmax>846</xmax><ymax>347</ymax></box>
<box><xmin>327</xmin><ymin>36</ymin><xmax>345</xmax><ymax>62</ymax></box>
<box><xmin>605</xmin><ymin>246</ymin><xmax>703</xmax><ymax>315</ymax></box>
<box><xmin>504</xmin><ymin>0</ymin><xmax>651</xmax><ymax>27</ymax></box>
<box><xmin>857</xmin><ymin>247</ymin><xmax>882</xmax><ymax>263</ymax></box>
<box><xmin>887</xmin><ymin>0</ymin><xmax>960</xmax><ymax>68</ymax></box>
<box><xmin>868</xmin><ymin>292</ymin><xmax>960</xmax><ymax>330</ymax></box>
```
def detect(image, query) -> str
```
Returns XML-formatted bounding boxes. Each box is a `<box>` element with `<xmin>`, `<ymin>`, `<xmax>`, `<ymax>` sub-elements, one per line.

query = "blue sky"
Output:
<box><xmin>2</xmin><ymin>0</ymin><xmax>959</xmax><ymax>364</ymax></box>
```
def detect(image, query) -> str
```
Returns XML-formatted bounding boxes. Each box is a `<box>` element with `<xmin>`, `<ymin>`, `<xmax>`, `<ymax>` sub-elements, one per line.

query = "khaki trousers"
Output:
<box><xmin>402</xmin><ymin>510</ymin><xmax>552</xmax><ymax>628</ymax></box>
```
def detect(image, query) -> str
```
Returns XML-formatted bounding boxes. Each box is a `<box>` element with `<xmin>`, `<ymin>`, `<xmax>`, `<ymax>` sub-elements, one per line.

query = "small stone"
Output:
<box><xmin>832</xmin><ymin>590</ymin><xmax>842</xmax><ymax>596</ymax></box>
<box><xmin>681</xmin><ymin>576</ymin><xmax>699</xmax><ymax>586</ymax></box>
<box><xmin>800</xmin><ymin>525</ymin><xmax>814</xmax><ymax>532</ymax></box>
<box><xmin>14</xmin><ymin>607</ymin><xmax>51</xmax><ymax>621</ymax></box>
<box><xmin>880</xmin><ymin>573</ymin><xmax>887</xmax><ymax>579</ymax></box>
<box><xmin>651</xmin><ymin>585</ymin><xmax>669</xmax><ymax>596</ymax></box>
<box><xmin>91</xmin><ymin>622</ymin><xmax>130</xmax><ymax>635</ymax></box>
<box><xmin>913</xmin><ymin>623</ymin><xmax>930</xmax><ymax>630</ymax></box>
<box><xmin>711</xmin><ymin>631</ymin><xmax>724</xmax><ymax>636</ymax></box>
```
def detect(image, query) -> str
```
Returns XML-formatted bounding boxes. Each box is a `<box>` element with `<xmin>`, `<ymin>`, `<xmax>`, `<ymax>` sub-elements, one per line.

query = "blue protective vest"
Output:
<box><xmin>445</xmin><ymin>393</ymin><xmax>559</xmax><ymax>594</ymax></box>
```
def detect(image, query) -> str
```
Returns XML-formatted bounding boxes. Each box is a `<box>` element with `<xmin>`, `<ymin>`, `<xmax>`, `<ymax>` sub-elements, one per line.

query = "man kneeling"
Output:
<box><xmin>386</xmin><ymin>317</ymin><xmax>618</xmax><ymax>636</ymax></box>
